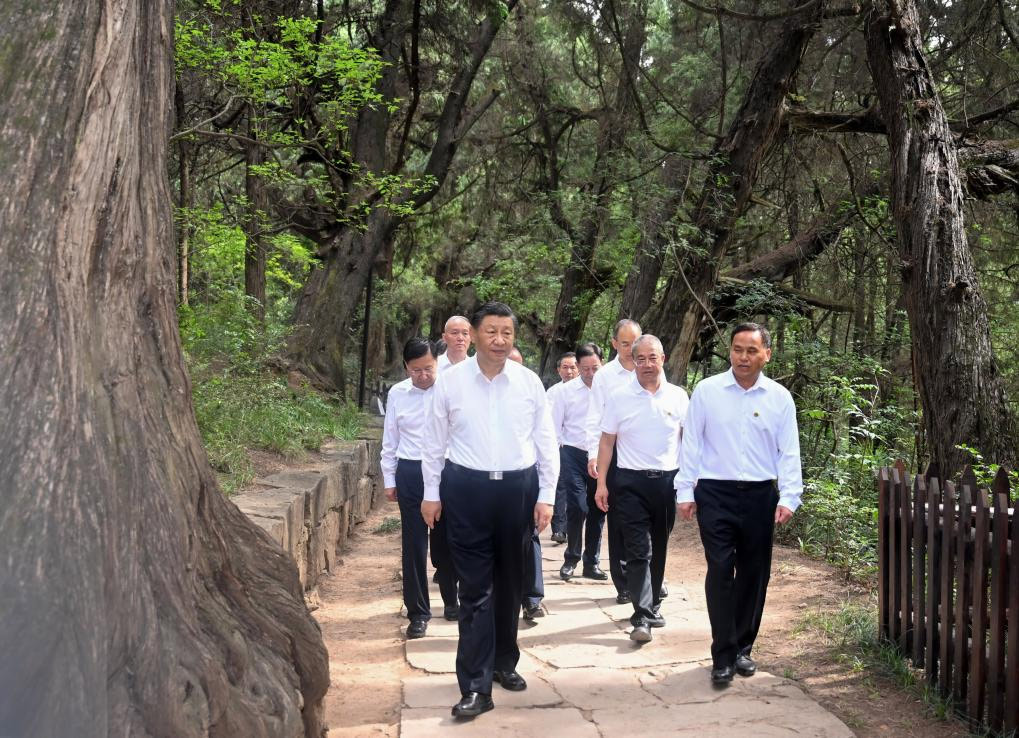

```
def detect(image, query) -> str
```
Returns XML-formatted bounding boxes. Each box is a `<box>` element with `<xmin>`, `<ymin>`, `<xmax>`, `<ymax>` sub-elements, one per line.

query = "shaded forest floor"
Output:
<box><xmin>309</xmin><ymin>498</ymin><xmax>970</xmax><ymax>737</ymax></box>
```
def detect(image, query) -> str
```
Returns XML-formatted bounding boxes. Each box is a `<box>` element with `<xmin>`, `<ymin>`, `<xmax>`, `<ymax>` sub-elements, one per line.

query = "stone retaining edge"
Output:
<box><xmin>231</xmin><ymin>416</ymin><xmax>384</xmax><ymax>596</ymax></box>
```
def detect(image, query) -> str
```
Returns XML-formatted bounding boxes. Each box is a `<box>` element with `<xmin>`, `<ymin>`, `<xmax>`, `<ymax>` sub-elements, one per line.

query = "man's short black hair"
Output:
<box><xmin>471</xmin><ymin>301</ymin><xmax>518</xmax><ymax>329</ymax></box>
<box><xmin>434</xmin><ymin>338</ymin><xmax>448</xmax><ymax>356</ymax></box>
<box><xmin>730</xmin><ymin>322</ymin><xmax>772</xmax><ymax>349</ymax></box>
<box><xmin>403</xmin><ymin>337</ymin><xmax>438</xmax><ymax>364</ymax></box>
<box><xmin>556</xmin><ymin>352</ymin><xmax>577</xmax><ymax>367</ymax></box>
<box><xmin>575</xmin><ymin>342</ymin><xmax>603</xmax><ymax>361</ymax></box>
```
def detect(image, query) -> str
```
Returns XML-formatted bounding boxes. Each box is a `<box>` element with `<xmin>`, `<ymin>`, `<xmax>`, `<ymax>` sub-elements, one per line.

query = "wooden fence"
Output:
<box><xmin>877</xmin><ymin>462</ymin><xmax>1019</xmax><ymax>733</ymax></box>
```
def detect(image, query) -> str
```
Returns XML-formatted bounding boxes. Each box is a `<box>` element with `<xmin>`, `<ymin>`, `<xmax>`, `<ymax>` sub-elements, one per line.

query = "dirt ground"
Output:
<box><xmin>313</xmin><ymin>502</ymin><xmax>970</xmax><ymax>737</ymax></box>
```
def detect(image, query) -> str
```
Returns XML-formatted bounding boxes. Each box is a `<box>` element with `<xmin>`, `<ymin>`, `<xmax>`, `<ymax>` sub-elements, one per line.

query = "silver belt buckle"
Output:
<box><xmin>489</xmin><ymin>471</ymin><xmax>503</xmax><ymax>480</ymax></box>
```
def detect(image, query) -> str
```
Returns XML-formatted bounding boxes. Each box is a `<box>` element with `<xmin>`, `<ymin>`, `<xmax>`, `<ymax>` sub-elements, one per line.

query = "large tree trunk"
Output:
<box><xmin>286</xmin><ymin>1</ymin><xmax>516</xmax><ymax>391</ymax></box>
<box><xmin>865</xmin><ymin>0</ymin><xmax>1018</xmax><ymax>475</ymax></box>
<box><xmin>537</xmin><ymin>0</ymin><xmax>647</xmax><ymax>377</ymax></box>
<box><xmin>175</xmin><ymin>81</ymin><xmax>192</xmax><ymax>306</ymax></box>
<box><xmin>0</xmin><ymin>4</ymin><xmax>328</xmax><ymax>736</ymax></box>
<box><xmin>645</xmin><ymin>5</ymin><xmax>820</xmax><ymax>380</ymax></box>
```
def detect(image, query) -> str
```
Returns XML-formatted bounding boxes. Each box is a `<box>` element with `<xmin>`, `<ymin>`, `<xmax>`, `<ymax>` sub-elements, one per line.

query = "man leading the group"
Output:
<box><xmin>547</xmin><ymin>351</ymin><xmax>579</xmax><ymax>544</ymax></box>
<box><xmin>438</xmin><ymin>315</ymin><xmax>472</xmax><ymax>370</ymax></box>
<box><xmin>586</xmin><ymin>319</ymin><xmax>642</xmax><ymax>603</ymax></box>
<box><xmin>675</xmin><ymin>322</ymin><xmax>802</xmax><ymax>684</ymax></box>
<box><xmin>421</xmin><ymin>302</ymin><xmax>559</xmax><ymax>719</ymax></box>
<box><xmin>595</xmin><ymin>336</ymin><xmax>688</xmax><ymax>642</ymax></box>
<box><xmin>380</xmin><ymin>339</ymin><xmax>458</xmax><ymax>639</ymax></box>
<box><xmin>554</xmin><ymin>343</ymin><xmax>607</xmax><ymax>581</ymax></box>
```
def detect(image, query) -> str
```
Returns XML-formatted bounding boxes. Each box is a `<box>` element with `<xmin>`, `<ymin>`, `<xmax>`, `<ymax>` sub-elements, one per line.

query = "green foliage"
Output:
<box><xmin>192</xmin><ymin>370</ymin><xmax>361</xmax><ymax>494</ymax></box>
<box><xmin>373</xmin><ymin>516</ymin><xmax>402</xmax><ymax>535</ymax></box>
<box><xmin>800</xmin><ymin>601</ymin><xmax>960</xmax><ymax>723</ymax></box>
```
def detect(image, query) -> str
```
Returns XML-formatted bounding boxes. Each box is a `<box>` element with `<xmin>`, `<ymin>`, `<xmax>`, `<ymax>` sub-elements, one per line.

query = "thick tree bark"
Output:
<box><xmin>0</xmin><ymin>4</ymin><xmax>328</xmax><ymax>736</ymax></box>
<box><xmin>286</xmin><ymin>1</ymin><xmax>516</xmax><ymax>391</ymax></box>
<box><xmin>645</xmin><ymin>4</ymin><xmax>820</xmax><ymax>380</ymax></box>
<box><xmin>865</xmin><ymin>0</ymin><xmax>1018</xmax><ymax>475</ymax></box>
<box><xmin>618</xmin><ymin>155</ymin><xmax>693</xmax><ymax>324</ymax></box>
<box><xmin>537</xmin><ymin>0</ymin><xmax>647</xmax><ymax>377</ymax></box>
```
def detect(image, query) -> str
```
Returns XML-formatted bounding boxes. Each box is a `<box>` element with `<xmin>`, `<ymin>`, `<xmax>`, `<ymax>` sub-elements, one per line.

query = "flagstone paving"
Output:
<box><xmin>398</xmin><ymin>531</ymin><xmax>855</xmax><ymax>736</ymax></box>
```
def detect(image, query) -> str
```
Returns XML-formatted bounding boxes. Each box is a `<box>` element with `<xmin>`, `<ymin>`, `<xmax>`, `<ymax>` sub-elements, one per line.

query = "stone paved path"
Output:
<box><xmin>398</xmin><ymin>530</ymin><xmax>855</xmax><ymax>737</ymax></box>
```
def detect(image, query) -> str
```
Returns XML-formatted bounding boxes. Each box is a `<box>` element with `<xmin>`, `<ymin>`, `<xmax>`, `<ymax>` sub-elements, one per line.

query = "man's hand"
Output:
<box><xmin>384</xmin><ymin>486</ymin><xmax>397</xmax><ymax>502</ymax></box>
<box><xmin>775</xmin><ymin>505</ymin><xmax>793</xmax><ymax>525</ymax></box>
<box><xmin>677</xmin><ymin>502</ymin><xmax>696</xmax><ymax>521</ymax></box>
<box><xmin>587</xmin><ymin>458</ymin><xmax>599</xmax><ymax>479</ymax></box>
<box><xmin>594</xmin><ymin>485</ymin><xmax>609</xmax><ymax>513</ymax></box>
<box><xmin>421</xmin><ymin>500</ymin><xmax>442</xmax><ymax>529</ymax></box>
<box><xmin>534</xmin><ymin>502</ymin><xmax>553</xmax><ymax>533</ymax></box>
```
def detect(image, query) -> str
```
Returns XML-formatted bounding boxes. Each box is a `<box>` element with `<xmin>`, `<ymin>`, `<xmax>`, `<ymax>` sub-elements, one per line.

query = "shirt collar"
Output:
<box><xmin>467</xmin><ymin>354</ymin><xmax>512</xmax><ymax>383</ymax></box>
<box><xmin>631</xmin><ymin>373</ymin><xmax>669</xmax><ymax>396</ymax></box>
<box><xmin>723</xmin><ymin>367</ymin><xmax>768</xmax><ymax>392</ymax></box>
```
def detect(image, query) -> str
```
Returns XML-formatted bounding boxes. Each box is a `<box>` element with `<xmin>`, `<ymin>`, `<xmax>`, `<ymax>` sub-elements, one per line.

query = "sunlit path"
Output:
<box><xmin>397</xmin><ymin>529</ymin><xmax>853</xmax><ymax>737</ymax></box>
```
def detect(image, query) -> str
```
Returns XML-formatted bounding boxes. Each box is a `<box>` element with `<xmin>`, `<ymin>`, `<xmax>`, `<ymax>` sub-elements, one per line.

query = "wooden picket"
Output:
<box><xmin>876</xmin><ymin>463</ymin><xmax>1017</xmax><ymax>734</ymax></box>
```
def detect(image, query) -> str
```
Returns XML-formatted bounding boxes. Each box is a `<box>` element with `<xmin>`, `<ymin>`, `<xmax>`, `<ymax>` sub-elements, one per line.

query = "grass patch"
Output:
<box><xmin>373</xmin><ymin>516</ymin><xmax>402</xmax><ymax>535</ymax></box>
<box><xmin>191</xmin><ymin>369</ymin><xmax>361</xmax><ymax>494</ymax></box>
<box><xmin>798</xmin><ymin>600</ymin><xmax>964</xmax><ymax>725</ymax></box>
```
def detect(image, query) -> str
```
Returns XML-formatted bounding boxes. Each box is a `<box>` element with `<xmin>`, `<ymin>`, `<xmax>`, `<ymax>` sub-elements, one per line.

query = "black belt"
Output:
<box><xmin>700</xmin><ymin>478</ymin><xmax>775</xmax><ymax>490</ymax></box>
<box><xmin>446</xmin><ymin>461</ymin><xmax>534</xmax><ymax>481</ymax></box>
<box><xmin>617</xmin><ymin>467</ymin><xmax>677</xmax><ymax>479</ymax></box>
<box><xmin>397</xmin><ymin>458</ymin><xmax>422</xmax><ymax>464</ymax></box>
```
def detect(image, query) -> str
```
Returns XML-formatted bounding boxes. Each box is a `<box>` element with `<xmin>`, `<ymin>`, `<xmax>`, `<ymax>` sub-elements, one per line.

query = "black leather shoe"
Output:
<box><xmin>443</xmin><ymin>605</ymin><xmax>459</xmax><ymax>621</ymax></box>
<box><xmin>493</xmin><ymin>670</ymin><xmax>527</xmax><ymax>691</ymax></box>
<box><xmin>659</xmin><ymin>582</ymin><xmax>669</xmax><ymax>598</ymax></box>
<box><xmin>560</xmin><ymin>563</ymin><xmax>576</xmax><ymax>580</ymax></box>
<box><xmin>646</xmin><ymin>609</ymin><xmax>666</xmax><ymax>628</ymax></box>
<box><xmin>711</xmin><ymin>665</ymin><xmax>735</xmax><ymax>684</ymax></box>
<box><xmin>522</xmin><ymin>604</ymin><xmax>544</xmax><ymax>620</ymax></box>
<box><xmin>736</xmin><ymin>653</ymin><xmax>757</xmax><ymax>677</ymax></box>
<box><xmin>451</xmin><ymin>692</ymin><xmax>494</xmax><ymax>718</ymax></box>
<box><xmin>582</xmin><ymin>565</ymin><xmax>608</xmax><ymax>580</ymax></box>
<box><xmin>615</xmin><ymin>592</ymin><xmax>631</xmax><ymax>605</ymax></box>
<box><xmin>551</xmin><ymin>531</ymin><xmax>567</xmax><ymax>544</ymax></box>
<box><xmin>630</xmin><ymin>622</ymin><xmax>653</xmax><ymax>643</ymax></box>
<box><xmin>406</xmin><ymin>619</ymin><xmax>427</xmax><ymax>639</ymax></box>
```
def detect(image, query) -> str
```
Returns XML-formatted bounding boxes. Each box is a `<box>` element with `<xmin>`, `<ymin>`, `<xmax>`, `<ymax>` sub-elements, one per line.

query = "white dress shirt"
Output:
<box><xmin>422</xmin><ymin>356</ymin><xmax>560</xmax><ymax>505</ymax></box>
<box><xmin>675</xmin><ymin>368</ymin><xmax>803</xmax><ymax>511</ymax></box>
<box><xmin>600</xmin><ymin>376</ymin><xmax>689</xmax><ymax>470</ymax></box>
<box><xmin>585</xmin><ymin>357</ymin><xmax>635</xmax><ymax>458</ymax></box>
<box><xmin>437</xmin><ymin>352</ymin><xmax>454</xmax><ymax>371</ymax></box>
<box><xmin>380</xmin><ymin>378</ymin><xmax>433</xmax><ymax>488</ymax></box>
<box><xmin>551</xmin><ymin>376</ymin><xmax>592</xmax><ymax>449</ymax></box>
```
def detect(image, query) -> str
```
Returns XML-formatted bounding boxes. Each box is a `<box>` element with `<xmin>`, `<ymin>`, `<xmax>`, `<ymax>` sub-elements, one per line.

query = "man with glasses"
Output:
<box><xmin>594</xmin><ymin>335</ymin><xmax>688</xmax><ymax>643</ymax></box>
<box><xmin>547</xmin><ymin>351</ymin><xmax>579</xmax><ymax>544</ymax></box>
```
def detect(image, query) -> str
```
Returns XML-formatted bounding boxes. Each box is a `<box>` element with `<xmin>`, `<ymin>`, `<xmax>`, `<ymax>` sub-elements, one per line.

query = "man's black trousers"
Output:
<box><xmin>441</xmin><ymin>462</ymin><xmax>535</xmax><ymax>696</ymax></box>
<box><xmin>559</xmin><ymin>444</ymin><xmax>605</xmax><ymax>568</ymax></box>
<box><xmin>522</xmin><ymin>479</ymin><xmax>545</xmax><ymax>610</ymax></box>
<box><xmin>694</xmin><ymin>478</ymin><xmax>778</xmax><ymax>669</ymax></box>
<box><xmin>395</xmin><ymin>459</ymin><xmax>458</xmax><ymax>620</ymax></box>
<box><xmin>604</xmin><ymin>452</ymin><xmax>628</xmax><ymax>596</ymax></box>
<box><xmin>613</xmin><ymin>467</ymin><xmax>677</xmax><ymax>624</ymax></box>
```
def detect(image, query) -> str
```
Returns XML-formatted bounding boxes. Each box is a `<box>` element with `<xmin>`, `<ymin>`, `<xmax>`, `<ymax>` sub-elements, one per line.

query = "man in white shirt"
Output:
<box><xmin>586</xmin><ymin>319</ymin><xmax>642</xmax><ymax>602</ymax></box>
<box><xmin>595</xmin><ymin>336</ymin><xmax>689</xmax><ymax>643</ymax></box>
<box><xmin>380</xmin><ymin>339</ymin><xmax>458</xmax><ymax>639</ymax></box>
<box><xmin>437</xmin><ymin>315</ymin><xmax>471</xmax><ymax>370</ymax></box>
<box><xmin>547</xmin><ymin>351</ymin><xmax>579</xmax><ymax>543</ymax></box>
<box><xmin>675</xmin><ymin>322</ymin><xmax>802</xmax><ymax>685</ymax></box>
<box><xmin>553</xmin><ymin>343</ymin><xmax>606</xmax><ymax>581</ymax></box>
<box><xmin>421</xmin><ymin>303</ymin><xmax>559</xmax><ymax>719</ymax></box>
